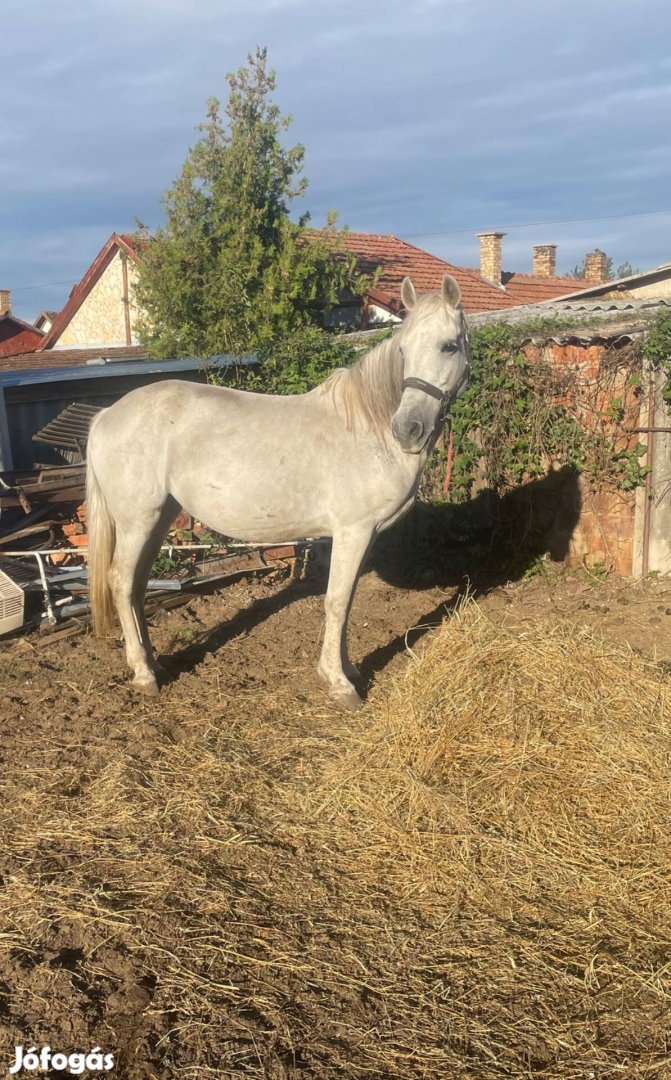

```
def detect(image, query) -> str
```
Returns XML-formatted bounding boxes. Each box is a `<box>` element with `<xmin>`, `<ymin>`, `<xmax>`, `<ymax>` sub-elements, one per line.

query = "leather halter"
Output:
<box><xmin>402</xmin><ymin>375</ymin><xmax>446</xmax><ymax>403</ymax></box>
<box><xmin>401</xmin><ymin>370</ymin><xmax>469</xmax><ymax>424</ymax></box>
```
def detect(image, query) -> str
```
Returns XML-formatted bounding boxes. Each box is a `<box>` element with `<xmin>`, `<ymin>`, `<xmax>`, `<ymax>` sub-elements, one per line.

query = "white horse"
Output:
<box><xmin>86</xmin><ymin>275</ymin><xmax>470</xmax><ymax>709</ymax></box>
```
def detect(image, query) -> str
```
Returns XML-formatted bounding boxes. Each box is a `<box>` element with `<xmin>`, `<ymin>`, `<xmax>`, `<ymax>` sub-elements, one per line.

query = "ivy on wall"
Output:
<box><xmin>426</xmin><ymin>316</ymin><xmax>655</xmax><ymax>505</ymax></box>
<box><xmin>642</xmin><ymin>309</ymin><xmax>671</xmax><ymax>402</ymax></box>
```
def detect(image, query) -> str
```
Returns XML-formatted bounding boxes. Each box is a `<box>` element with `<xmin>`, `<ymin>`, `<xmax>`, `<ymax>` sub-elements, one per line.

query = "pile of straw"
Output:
<box><xmin>1</xmin><ymin>604</ymin><xmax>670</xmax><ymax>1077</ymax></box>
<box><xmin>309</xmin><ymin>605</ymin><xmax>671</xmax><ymax>1075</ymax></box>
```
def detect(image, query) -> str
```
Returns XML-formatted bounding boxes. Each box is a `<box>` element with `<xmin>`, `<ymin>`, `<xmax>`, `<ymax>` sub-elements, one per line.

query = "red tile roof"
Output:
<box><xmin>502</xmin><ymin>271</ymin><xmax>587</xmax><ymax>305</ymax></box>
<box><xmin>0</xmin><ymin>314</ymin><xmax>44</xmax><ymax>358</ymax></box>
<box><xmin>39</xmin><ymin>233</ymin><xmax>140</xmax><ymax>349</ymax></box>
<box><xmin>335</xmin><ymin>232</ymin><xmax>508</xmax><ymax>314</ymax></box>
<box><xmin>0</xmin><ymin>344</ymin><xmax>148</xmax><ymax>373</ymax></box>
<box><xmin>333</xmin><ymin>232</ymin><xmax>582</xmax><ymax>314</ymax></box>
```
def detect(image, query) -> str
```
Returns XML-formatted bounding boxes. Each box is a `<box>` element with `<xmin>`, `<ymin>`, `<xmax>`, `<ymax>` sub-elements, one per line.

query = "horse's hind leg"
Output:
<box><xmin>109</xmin><ymin>506</ymin><xmax>173</xmax><ymax>695</ymax></box>
<box><xmin>130</xmin><ymin>498</ymin><xmax>180</xmax><ymax>682</ymax></box>
<box><xmin>318</xmin><ymin>525</ymin><xmax>374</xmax><ymax>711</ymax></box>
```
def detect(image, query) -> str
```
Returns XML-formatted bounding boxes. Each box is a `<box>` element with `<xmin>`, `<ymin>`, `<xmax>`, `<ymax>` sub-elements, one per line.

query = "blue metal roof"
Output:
<box><xmin>0</xmin><ymin>353</ymin><xmax>257</xmax><ymax>389</ymax></box>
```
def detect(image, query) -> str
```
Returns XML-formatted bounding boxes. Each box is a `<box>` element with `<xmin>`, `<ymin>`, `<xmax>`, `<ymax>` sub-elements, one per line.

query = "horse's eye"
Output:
<box><xmin>442</xmin><ymin>342</ymin><xmax>458</xmax><ymax>353</ymax></box>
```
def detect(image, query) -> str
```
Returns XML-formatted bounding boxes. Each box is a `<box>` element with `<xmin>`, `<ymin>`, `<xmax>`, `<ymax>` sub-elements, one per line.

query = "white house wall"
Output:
<box><xmin>54</xmin><ymin>251</ymin><xmax>140</xmax><ymax>349</ymax></box>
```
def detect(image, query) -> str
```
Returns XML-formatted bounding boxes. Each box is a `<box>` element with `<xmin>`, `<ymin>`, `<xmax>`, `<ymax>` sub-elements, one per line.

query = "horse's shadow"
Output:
<box><xmin>358</xmin><ymin>464</ymin><xmax>581</xmax><ymax>686</ymax></box>
<box><xmin>159</xmin><ymin>465</ymin><xmax>581</xmax><ymax>698</ymax></box>
<box><xmin>372</xmin><ymin>463</ymin><xmax>582</xmax><ymax>593</ymax></box>
<box><xmin>155</xmin><ymin>572</ymin><xmax>325</xmax><ymax>684</ymax></box>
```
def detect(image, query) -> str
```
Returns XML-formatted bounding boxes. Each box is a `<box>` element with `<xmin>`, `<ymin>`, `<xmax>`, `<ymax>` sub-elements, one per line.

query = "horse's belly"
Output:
<box><xmin>172</xmin><ymin>476</ymin><xmax>331</xmax><ymax>542</ymax></box>
<box><xmin>166</xmin><ymin>410</ymin><xmax>420</xmax><ymax>542</ymax></box>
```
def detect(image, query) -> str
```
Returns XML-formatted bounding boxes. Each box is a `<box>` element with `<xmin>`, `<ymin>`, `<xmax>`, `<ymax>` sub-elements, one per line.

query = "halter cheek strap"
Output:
<box><xmin>401</xmin><ymin>376</ymin><xmax>446</xmax><ymax>403</ymax></box>
<box><xmin>402</xmin><ymin>375</ymin><xmax>464</xmax><ymax>425</ymax></box>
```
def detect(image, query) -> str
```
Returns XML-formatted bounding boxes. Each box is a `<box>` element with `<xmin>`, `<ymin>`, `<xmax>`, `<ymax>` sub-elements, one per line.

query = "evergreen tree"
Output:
<box><xmin>613</xmin><ymin>260</ymin><xmax>639</xmax><ymax>279</ymax></box>
<box><xmin>134</xmin><ymin>47</ymin><xmax>370</xmax><ymax>358</ymax></box>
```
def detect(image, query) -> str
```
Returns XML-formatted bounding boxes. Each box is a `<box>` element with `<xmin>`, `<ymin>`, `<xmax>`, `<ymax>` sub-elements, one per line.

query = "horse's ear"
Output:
<box><xmin>442</xmin><ymin>274</ymin><xmax>462</xmax><ymax>309</ymax></box>
<box><xmin>401</xmin><ymin>277</ymin><xmax>417</xmax><ymax>311</ymax></box>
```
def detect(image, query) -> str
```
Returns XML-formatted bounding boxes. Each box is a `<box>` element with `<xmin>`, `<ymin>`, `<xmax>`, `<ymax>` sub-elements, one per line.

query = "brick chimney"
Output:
<box><xmin>476</xmin><ymin>231</ymin><xmax>506</xmax><ymax>286</ymax></box>
<box><xmin>0</xmin><ymin>289</ymin><xmax>10</xmax><ymax>315</ymax></box>
<box><xmin>584</xmin><ymin>249</ymin><xmax>609</xmax><ymax>285</ymax></box>
<box><xmin>532</xmin><ymin>244</ymin><xmax>557</xmax><ymax>278</ymax></box>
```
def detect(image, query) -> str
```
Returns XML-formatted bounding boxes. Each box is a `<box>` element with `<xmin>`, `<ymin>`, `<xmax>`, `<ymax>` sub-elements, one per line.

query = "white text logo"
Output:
<box><xmin>9</xmin><ymin>1047</ymin><xmax>114</xmax><ymax>1074</ymax></box>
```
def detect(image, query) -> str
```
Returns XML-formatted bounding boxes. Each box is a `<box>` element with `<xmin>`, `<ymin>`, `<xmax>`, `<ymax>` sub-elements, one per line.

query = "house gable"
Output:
<box><xmin>34</xmin><ymin>310</ymin><xmax>58</xmax><ymax>333</ymax></box>
<box><xmin>41</xmin><ymin>234</ymin><xmax>141</xmax><ymax>350</ymax></box>
<box><xmin>38</xmin><ymin>228</ymin><xmax>589</xmax><ymax>348</ymax></box>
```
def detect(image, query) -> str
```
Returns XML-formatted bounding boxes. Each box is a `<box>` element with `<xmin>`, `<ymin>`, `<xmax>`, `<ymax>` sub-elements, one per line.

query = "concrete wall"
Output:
<box><xmin>368</xmin><ymin>303</ymin><xmax>401</xmax><ymax>326</ymax></box>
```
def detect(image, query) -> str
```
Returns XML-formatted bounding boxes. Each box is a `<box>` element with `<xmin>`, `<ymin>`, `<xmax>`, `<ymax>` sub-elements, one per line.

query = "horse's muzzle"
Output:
<box><xmin>391</xmin><ymin>415</ymin><xmax>428</xmax><ymax>454</ymax></box>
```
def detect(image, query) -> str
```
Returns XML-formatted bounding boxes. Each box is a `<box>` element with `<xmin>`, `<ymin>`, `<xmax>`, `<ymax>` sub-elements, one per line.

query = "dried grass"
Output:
<box><xmin>308</xmin><ymin>604</ymin><xmax>671</xmax><ymax>1075</ymax></box>
<box><xmin>2</xmin><ymin>604</ymin><xmax>671</xmax><ymax>1077</ymax></box>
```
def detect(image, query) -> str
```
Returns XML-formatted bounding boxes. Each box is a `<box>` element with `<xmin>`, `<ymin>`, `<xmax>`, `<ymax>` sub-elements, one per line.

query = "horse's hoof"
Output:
<box><xmin>132</xmin><ymin>676</ymin><xmax>160</xmax><ymax>697</ymax></box>
<box><xmin>329</xmin><ymin>686</ymin><xmax>363</xmax><ymax>712</ymax></box>
<box><xmin>319</xmin><ymin>663</ymin><xmax>361</xmax><ymax>685</ymax></box>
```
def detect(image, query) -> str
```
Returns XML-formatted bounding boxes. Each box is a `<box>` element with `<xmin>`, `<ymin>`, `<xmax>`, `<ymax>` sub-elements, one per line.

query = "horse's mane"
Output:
<box><xmin>320</xmin><ymin>332</ymin><xmax>404</xmax><ymax>440</ymax></box>
<box><xmin>320</xmin><ymin>294</ymin><xmax>452</xmax><ymax>440</ymax></box>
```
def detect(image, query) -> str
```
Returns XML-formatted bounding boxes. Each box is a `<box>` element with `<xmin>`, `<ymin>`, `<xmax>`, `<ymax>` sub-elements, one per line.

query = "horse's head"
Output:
<box><xmin>391</xmin><ymin>274</ymin><xmax>470</xmax><ymax>454</ymax></box>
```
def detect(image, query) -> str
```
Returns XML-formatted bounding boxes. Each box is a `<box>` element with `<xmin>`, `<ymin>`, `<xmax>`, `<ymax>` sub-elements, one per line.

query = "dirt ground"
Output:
<box><xmin>1</xmin><ymin>539</ymin><xmax>671</xmax><ymax>1078</ymax></box>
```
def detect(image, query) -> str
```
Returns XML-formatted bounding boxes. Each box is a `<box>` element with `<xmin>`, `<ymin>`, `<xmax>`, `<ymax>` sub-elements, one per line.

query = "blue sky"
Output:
<box><xmin>2</xmin><ymin>0</ymin><xmax>670</xmax><ymax>321</ymax></box>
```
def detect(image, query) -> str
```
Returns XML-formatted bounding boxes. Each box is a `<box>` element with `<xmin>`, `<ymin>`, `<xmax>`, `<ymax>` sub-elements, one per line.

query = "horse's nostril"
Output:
<box><xmin>408</xmin><ymin>420</ymin><xmax>424</xmax><ymax>442</ymax></box>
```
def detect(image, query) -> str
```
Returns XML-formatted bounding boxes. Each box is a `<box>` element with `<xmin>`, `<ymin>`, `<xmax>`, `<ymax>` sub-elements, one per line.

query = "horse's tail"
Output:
<box><xmin>86</xmin><ymin>417</ymin><xmax>116</xmax><ymax>637</ymax></box>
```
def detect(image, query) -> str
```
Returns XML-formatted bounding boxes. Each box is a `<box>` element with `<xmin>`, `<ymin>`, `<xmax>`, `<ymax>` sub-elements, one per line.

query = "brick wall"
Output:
<box><xmin>522</xmin><ymin>339</ymin><xmax>642</xmax><ymax>575</ymax></box>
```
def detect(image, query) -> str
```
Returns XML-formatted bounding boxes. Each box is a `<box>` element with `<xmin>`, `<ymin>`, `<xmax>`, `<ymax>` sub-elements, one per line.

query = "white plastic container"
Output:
<box><xmin>0</xmin><ymin>568</ymin><xmax>24</xmax><ymax>635</ymax></box>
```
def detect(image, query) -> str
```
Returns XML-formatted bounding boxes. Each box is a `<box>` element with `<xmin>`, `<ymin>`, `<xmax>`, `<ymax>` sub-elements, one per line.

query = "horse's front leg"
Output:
<box><xmin>318</xmin><ymin>526</ymin><xmax>373</xmax><ymax>711</ymax></box>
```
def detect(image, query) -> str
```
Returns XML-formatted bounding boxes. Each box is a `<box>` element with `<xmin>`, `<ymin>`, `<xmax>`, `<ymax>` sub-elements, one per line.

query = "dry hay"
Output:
<box><xmin>1</xmin><ymin>605</ymin><xmax>671</xmax><ymax>1077</ymax></box>
<box><xmin>310</xmin><ymin>605</ymin><xmax>671</xmax><ymax>1076</ymax></box>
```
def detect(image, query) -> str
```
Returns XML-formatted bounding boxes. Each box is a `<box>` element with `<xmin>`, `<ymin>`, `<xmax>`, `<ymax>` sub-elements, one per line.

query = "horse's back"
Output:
<box><xmin>95</xmin><ymin>379</ymin><xmax>320</xmax><ymax>436</ymax></box>
<box><xmin>87</xmin><ymin>381</ymin><xmax>219</xmax><ymax>507</ymax></box>
<box><xmin>89</xmin><ymin>380</ymin><xmax>249</xmax><ymax>467</ymax></box>
<box><xmin>96</xmin><ymin>378</ymin><xmax>231</xmax><ymax>430</ymax></box>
